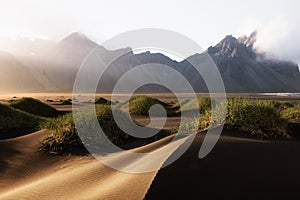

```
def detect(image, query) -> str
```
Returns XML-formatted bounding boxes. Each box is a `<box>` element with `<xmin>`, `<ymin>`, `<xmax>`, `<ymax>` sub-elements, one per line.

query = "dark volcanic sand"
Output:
<box><xmin>145</xmin><ymin>131</ymin><xmax>300</xmax><ymax>199</ymax></box>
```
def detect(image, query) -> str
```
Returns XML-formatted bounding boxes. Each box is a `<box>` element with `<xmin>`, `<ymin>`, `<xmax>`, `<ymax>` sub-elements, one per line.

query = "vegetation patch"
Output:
<box><xmin>281</xmin><ymin>104</ymin><xmax>300</xmax><ymax>122</ymax></box>
<box><xmin>269</xmin><ymin>100</ymin><xmax>295</xmax><ymax>111</ymax></box>
<box><xmin>180</xmin><ymin>96</ymin><xmax>214</xmax><ymax>113</ymax></box>
<box><xmin>0</xmin><ymin>103</ymin><xmax>42</xmax><ymax>132</ymax></box>
<box><xmin>41</xmin><ymin>105</ymin><xmax>132</xmax><ymax>154</ymax></box>
<box><xmin>198</xmin><ymin>99</ymin><xmax>291</xmax><ymax>139</ymax></box>
<box><xmin>59</xmin><ymin>99</ymin><xmax>72</xmax><ymax>105</ymax></box>
<box><xmin>95</xmin><ymin>97</ymin><xmax>111</xmax><ymax>105</ymax></box>
<box><xmin>227</xmin><ymin>103</ymin><xmax>289</xmax><ymax>138</ymax></box>
<box><xmin>10</xmin><ymin>97</ymin><xmax>58</xmax><ymax>117</ymax></box>
<box><xmin>129</xmin><ymin>95</ymin><xmax>175</xmax><ymax>116</ymax></box>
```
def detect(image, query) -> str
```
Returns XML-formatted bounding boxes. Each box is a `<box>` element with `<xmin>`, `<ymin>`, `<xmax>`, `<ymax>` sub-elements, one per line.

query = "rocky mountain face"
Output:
<box><xmin>204</xmin><ymin>32</ymin><xmax>300</xmax><ymax>92</ymax></box>
<box><xmin>1</xmin><ymin>32</ymin><xmax>300</xmax><ymax>93</ymax></box>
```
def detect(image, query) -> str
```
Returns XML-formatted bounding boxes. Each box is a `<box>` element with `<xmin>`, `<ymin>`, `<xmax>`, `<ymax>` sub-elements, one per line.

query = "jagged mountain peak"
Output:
<box><xmin>237</xmin><ymin>31</ymin><xmax>257</xmax><ymax>47</ymax></box>
<box><xmin>61</xmin><ymin>32</ymin><xmax>88</xmax><ymax>42</ymax></box>
<box><xmin>59</xmin><ymin>32</ymin><xmax>98</xmax><ymax>49</ymax></box>
<box><xmin>223</xmin><ymin>34</ymin><xmax>237</xmax><ymax>44</ymax></box>
<box><xmin>217</xmin><ymin>31</ymin><xmax>257</xmax><ymax>48</ymax></box>
<box><xmin>208</xmin><ymin>32</ymin><xmax>257</xmax><ymax>60</ymax></box>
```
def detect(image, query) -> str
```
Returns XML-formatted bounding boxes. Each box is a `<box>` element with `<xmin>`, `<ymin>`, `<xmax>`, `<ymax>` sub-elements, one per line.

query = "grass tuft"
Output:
<box><xmin>199</xmin><ymin>98</ymin><xmax>291</xmax><ymax>139</ymax></box>
<box><xmin>0</xmin><ymin>103</ymin><xmax>43</xmax><ymax>132</ymax></box>
<box><xmin>95</xmin><ymin>97</ymin><xmax>111</xmax><ymax>105</ymax></box>
<box><xmin>281</xmin><ymin>104</ymin><xmax>300</xmax><ymax>122</ymax></box>
<box><xmin>180</xmin><ymin>96</ymin><xmax>214</xmax><ymax>113</ymax></box>
<box><xmin>40</xmin><ymin>105</ymin><xmax>132</xmax><ymax>154</ymax></box>
<box><xmin>59</xmin><ymin>99</ymin><xmax>72</xmax><ymax>105</ymax></box>
<box><xmin>128</xmin><ymin>95</ymin><xmax>175</xmax><ymax>116</ymax></box>
<box><xmin>10</xmin><ymin>97</ymin><xmax>58</xmax><ymax>117</ymax></box>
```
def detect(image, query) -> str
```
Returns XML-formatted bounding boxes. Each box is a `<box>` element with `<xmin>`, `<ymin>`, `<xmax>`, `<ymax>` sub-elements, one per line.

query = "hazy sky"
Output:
<box><xmin>0</xmin><ymin>0</ymin><xmax>300</xmax><ymax>63</ymax></box>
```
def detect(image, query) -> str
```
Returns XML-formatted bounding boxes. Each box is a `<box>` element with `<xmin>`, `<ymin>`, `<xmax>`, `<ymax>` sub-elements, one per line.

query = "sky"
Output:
<box><xmin>0</xmin><ymin>0</ymin><xmax>300</xmax><ymax>63</ymax></box>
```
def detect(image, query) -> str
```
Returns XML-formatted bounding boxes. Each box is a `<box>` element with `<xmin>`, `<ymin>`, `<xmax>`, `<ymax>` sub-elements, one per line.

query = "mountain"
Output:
<box><xmin>0</xmin><ymin>52</ymin><xmax>43</xmax><ymax>93</ymax></box>
<box><xmin>55</xmin><ymin>32</ymin><xmax>99</xmax><ymax>67</ymax></box>
<box><xmin>15</xmin><ymin>32</ymin><xmax>102</xmax><ymax>92</ymax></box>
<box><xmin>42</xmin><ymin>32</ymin><xmax>99</xmax><ymax>91</ymax></box>
<box><xmin>0</xmin><ymin>32</ymin><xmax>299</xmax><ymax>93</ymax></box>
<box><xmin>94</xmin><ymin>31</ymin><xmax>300</xmax><ymax>93</ymax></box>
<box><xmin>203</xmin><ymin>31</ymin><xmax>300</xmax><ymax>92</ymax></box>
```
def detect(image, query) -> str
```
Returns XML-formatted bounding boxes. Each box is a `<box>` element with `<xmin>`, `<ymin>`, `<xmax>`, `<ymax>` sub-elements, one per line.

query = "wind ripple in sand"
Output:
<box><xmin>0</xmin><ymin>130</ymin><xmax>189</xmax><ymax>200</ymax></box>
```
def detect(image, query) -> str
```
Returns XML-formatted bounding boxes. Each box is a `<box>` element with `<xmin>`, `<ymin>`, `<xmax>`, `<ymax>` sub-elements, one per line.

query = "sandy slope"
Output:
<box><xmin>2</xmin><ymin>128</ymin><xmax>300</xmax><ymax>199</ymax></box>
<box><xmin>0</xmin><ymin>130</ymin><xmax>176</xmax><ymax>200</ymax></box>
<box><xmin>146</xmin><ymin>132</ymin><xmax>300</xmax><ymax>199</ymax></box>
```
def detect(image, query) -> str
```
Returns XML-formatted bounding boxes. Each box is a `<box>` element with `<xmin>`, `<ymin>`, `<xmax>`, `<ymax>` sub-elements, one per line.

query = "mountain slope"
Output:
<box><xmin>0</xmin><ymin>51</ymin><xmax>43</xmax><ymax>93</ymax></box>
<box><xmin>20</xmin><ymin>32</ymin><xmax>102</xmax><ymax>92</ymax></box>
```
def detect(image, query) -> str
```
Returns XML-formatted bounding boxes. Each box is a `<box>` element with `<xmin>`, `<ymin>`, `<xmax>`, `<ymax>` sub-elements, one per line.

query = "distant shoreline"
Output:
<box><xmin>1</xmin><ymin>92</ymin><xmax>300</xmax><ymax>100</ymax></box>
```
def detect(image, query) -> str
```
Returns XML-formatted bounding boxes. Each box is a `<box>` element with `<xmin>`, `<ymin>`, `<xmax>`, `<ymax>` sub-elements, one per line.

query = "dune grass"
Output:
<box><xmin>197</xmin><ymin>98</ymin><xmax>292</xmax><ymax>139</ymax></box>
<box><xmin>59</xmin><ymin>99</ymin><xmax>72</xmax><ymax>105</ymax></box>
<box><xmin>281</xmin><ymin>104</ymin><xmax>300</xmax><ymax>122</ymax></box>
<box><xmin>41</xmin><ymin>105</ymin><xmax>132</xmax><ymax>154</ymax></box>
<box><xmin>226</xmin><ymin>100</ymin><xmax>290</xmax><ymax>138</ymax></box>
<box><xmin>269</xmin><ymin>100</ymin><xmax>295</xmax><ymax>111</ymax></box>
<box><xmin>95</xmin><ymin>97</ymin><xmax>111</xmax><ymax>105</ymax></box>
<box><xmin>10</xmin><ymin>97</ymin><xmax>58</xmax><ymax>117</ymax></box>
<box><xmin>0</xmin><ymin>103</ymin><xmax>43</xmax><ymax>132</ymax></box>
<box><xmin>180</xmin><ymin>96</ymin><xmax>214</xmax><ymax>113</ymax></box>
<box><xmin>128</xmin><ymin>95</ymin><xmax>175</xmax><ymax>116</ymax></box>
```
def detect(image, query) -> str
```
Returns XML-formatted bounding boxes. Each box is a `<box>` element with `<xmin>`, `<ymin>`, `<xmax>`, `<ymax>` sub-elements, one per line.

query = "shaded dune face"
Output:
<box><xmin>145</xmin><ymin>133</ymin><xmax>300</xmax><ymax>199</ymax></box>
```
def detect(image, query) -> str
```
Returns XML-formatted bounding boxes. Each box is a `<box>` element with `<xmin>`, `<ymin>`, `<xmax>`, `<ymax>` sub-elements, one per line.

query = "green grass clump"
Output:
<box><xmin>0</xmin><ymin>103</ymin><xmax>42</xmax><ymax>132</ymax></box>
<box><xmin>41</xmin><ymin>113</ymin><xmax>80</xmax><ymax>153</ymax></box>
<box><xmin>270</xmin><ymin>101</ymin><xmax>295</xmax><ymax>111</ymax></box>
<box><xmin>60</xmin><ymin>99</ymin><xmax>72</xmax><ymax>105</ymax></box>
<box><xmin>227</xmin><ymin>103</ymin><xmax>289</xmax><ymax>138</ymax></box>
<box><xmin>197</xmin><ymin>96</ymin><xmax>214</xmax><ymax>111</ymax></box>
<box><xmin>180</xmin><ymin>96</ymin><xmax>214</xmax><ymax>113</ymax></box>
<box><xmin>10</xmin><ymin>97</ymin><xmax>58</xmax><ymax>117</ymax></box>
<box><xmin>199</xmin><ymin>99</ymin><xmax>290</xmax><ymax>139</ymax></box>
<box><xmin>41</xmin><ymin>105</ymin><xmax>132</xmax><ymax>154</ymax></box>
<box><xmin>95</xmin><ymin>97</ymin><xmax>111</xmax><ymax>105</ymax></box>
<box><xmin>281</xmin><ymin>104</ymin><xmax>300</xmax><ymax>122</ymax></box>
<box><xmin>129</xmin><ymin>95</ymin><xmax>174</xmax><ymax>116</ymax></box>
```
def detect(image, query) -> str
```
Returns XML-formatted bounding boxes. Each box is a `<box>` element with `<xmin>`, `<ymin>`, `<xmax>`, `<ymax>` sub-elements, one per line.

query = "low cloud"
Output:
<box><xmin>254</xmin><ymin>18</ymin><xmax>300</xmax><ymax>66</ymax></box>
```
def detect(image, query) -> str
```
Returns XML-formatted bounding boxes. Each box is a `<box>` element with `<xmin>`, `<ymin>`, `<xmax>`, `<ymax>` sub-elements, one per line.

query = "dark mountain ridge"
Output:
<box><xmin>1</xmin><ymin>32</ymin><xmax>299</xmax><ymax>93</ymax></box>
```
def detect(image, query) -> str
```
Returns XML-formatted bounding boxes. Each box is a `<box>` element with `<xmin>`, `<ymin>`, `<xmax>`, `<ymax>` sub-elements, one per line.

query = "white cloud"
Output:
<box><xmin>252</xmin><ymin>18</ymin><xmax>300</xmax><ymax>67</ymax></box>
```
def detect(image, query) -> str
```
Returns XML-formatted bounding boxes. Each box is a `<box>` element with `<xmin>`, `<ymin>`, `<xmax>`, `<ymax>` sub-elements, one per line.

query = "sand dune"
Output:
<box><xmin>2</xmin><ymin>128</ymin><xmax>300</xmax><ymax>199</ymax></box>
<box><xmin>0</xmin><ymin>130</ymin><xmax>177</xmax><ymax>200</ymax></box>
